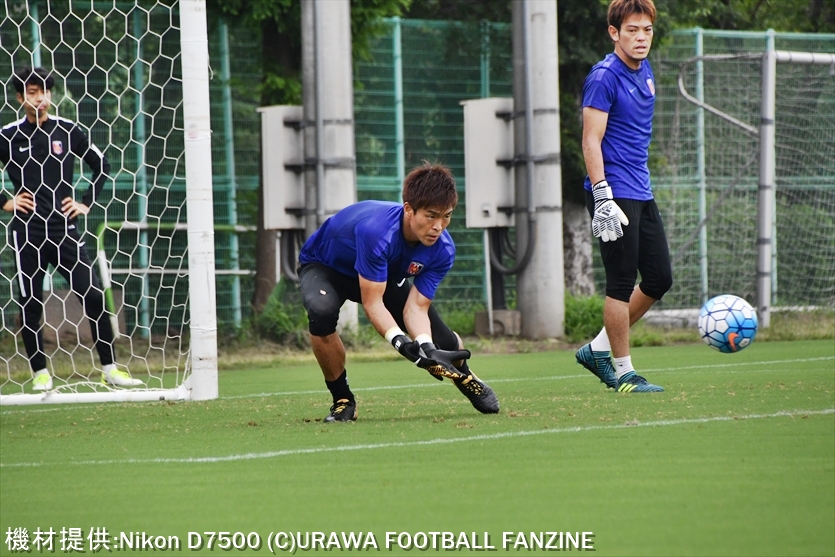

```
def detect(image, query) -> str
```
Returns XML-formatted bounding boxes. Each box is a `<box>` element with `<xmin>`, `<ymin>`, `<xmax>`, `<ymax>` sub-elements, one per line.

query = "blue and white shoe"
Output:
<box><xmin>616</xmin><ymin>371</ymin><xmax>664</xmax><ymax>393</ymax></box>
<box><xmin>575</xmin><ymin>344</ymin><xmax>617</xmax><ymax>389</ymax></box>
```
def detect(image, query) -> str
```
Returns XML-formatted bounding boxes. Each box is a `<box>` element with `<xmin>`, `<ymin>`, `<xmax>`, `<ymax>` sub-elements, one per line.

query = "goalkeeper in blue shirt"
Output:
<box><xmin>298</xmin><ymin>162</ymin><xmax>499</xmax><ymax>421</ymax></box>
<box><xmin>576</xmin><ymin>0</ymin><xmax>672</xmax><ymax>393</ymax></box>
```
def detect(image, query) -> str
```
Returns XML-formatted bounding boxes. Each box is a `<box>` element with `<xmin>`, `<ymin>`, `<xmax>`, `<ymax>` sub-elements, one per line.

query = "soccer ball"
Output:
<box><xmin>698</xmin><ymin>294</ymin><xmax>758</xmax><ymax>353</ymax></box>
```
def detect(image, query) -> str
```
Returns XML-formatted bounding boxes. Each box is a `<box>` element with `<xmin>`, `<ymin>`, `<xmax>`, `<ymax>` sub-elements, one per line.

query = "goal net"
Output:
<box><xmin>0</xmin><ymin>0</ymin><xmax>218</xmax><ymax>404</ymax></box>
<box><xmin>652</xmin><ymin>31</ymin><xmax>835</xmax><ymax>311</ymax></box>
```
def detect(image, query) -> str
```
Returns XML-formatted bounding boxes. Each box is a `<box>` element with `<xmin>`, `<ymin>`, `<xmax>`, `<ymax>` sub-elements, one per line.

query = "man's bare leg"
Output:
<box><xmin>605</xmin><ymin>285</ymin><xmax>659</xmax><ymax>358</ymax></box>
<box><xmin>311</xmin><ymin>332</ymin><xmax>346</xmax><ymax>381</ymax></box>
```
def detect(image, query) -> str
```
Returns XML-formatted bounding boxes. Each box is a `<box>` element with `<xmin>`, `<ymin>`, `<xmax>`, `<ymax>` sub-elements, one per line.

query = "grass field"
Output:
<box><xmin>1</xmin><ymin>340</ymin><xmax>833</xmax><ymax>556</ymax></box>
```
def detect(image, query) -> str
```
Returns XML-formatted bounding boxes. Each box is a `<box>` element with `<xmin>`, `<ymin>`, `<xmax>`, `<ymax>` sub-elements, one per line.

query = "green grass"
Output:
<box><xmin>1</xmin><ymin>340</ymin><xmax>833</xmax><ymax>556</ymax></box>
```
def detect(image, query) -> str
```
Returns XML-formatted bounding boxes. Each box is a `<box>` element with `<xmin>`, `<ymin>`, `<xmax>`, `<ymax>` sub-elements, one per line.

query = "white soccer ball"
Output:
<box><xmin>698</xmin><ymin>294</ymin><xmax>758</xmax><ymax>353</ymax></box>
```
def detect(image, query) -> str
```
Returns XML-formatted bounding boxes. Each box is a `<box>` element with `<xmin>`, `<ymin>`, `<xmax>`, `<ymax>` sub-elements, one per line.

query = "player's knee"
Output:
<box><xmin>604</xmin><ymin>286</ymin><xmax>633</xmax><ymax>303</ymax></box>
<box><xmin>304</xmin><ymin>298</ymin><xmax>341</xmax><ymax>337</ymax></box>
<box><xmin>641</xmin><ymin>269</ymin><xmax>673</xmax><ymax>300</ymax></box>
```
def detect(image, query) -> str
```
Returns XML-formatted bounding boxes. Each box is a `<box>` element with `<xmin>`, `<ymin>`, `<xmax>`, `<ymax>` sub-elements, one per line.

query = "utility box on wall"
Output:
<box><xmin>460</xmin><ymin>97</ymin><xmax>515</xmax><ymax>229</ymax></box>
<box><xmin>258</xmin><ymin>105</ymin><xmax>305</xmax><ymax>230</ymax></box>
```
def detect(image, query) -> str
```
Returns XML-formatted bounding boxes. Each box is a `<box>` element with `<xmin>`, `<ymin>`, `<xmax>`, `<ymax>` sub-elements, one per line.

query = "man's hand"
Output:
<box><xmin>418</xmin><ymin>342</ymin><xmax>471</xmax><ymax>380</ymax></box>
<box><xmin>61</xmin><ymin>197</ymin><xmax>89</xmax><ymax>219</ymax></box>
<box><xmin>591</xmin><ymin>180</ymin><xmax>629</xmax><ymax>242</ymax></box>
<box><xmin>2</xmin><ymin>192</ymin><xmax>36</xmax><ymax>214</ymax></box>
<box><xmin>391</xmin><ymin>333</ymin><xmax>422</xmax><ymax>363</ymax></box>
<box><xmin>389</xmin><ymin>332</ymin><xmax>444</xmax><ymax>381</ymax></box>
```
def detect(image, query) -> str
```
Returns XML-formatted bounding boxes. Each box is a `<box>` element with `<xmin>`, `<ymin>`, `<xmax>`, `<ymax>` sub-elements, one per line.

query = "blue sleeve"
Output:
<box><xmin>413</xmin><ymin>242</ymin><xmax>454</xmax><ymax>300</ymax></box>
<box><xmin>582</xmin><ymin>67</ymin><xmax>617</xmax><ymax>114</ymax></box>
<box><xmin>354</xmin><ymin>220</ymin><xmax>390</xmax><ymax>283</ymax></box>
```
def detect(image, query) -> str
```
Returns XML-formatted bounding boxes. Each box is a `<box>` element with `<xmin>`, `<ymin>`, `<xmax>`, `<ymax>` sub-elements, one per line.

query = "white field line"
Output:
<box><xmin>224</xmin><ymin>355</ymin><xmax>835</xmax><ymax>400</ymax></box>
<box><xmin>1</xmin><ymin>408</ymin><xmax>831</xmax><ymax>469</ymax></box>
<box><xmin>1</xmin><ymin>356</ymin><xmax>833</xmax><ymax>412</ymax></box>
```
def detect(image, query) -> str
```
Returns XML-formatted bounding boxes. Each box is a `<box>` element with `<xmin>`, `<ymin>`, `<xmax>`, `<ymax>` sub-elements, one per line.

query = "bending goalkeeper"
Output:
<box><xmin>297</xmin><ymin>162</ymin><xmax>499</xmax><ymax>422</ymax></box>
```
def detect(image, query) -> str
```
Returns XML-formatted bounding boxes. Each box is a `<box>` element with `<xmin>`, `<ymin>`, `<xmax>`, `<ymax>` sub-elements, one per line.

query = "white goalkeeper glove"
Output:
<box><xmin>591</xmin><ymin>180</ymin><xmax>629</xmax><ymax>242</ymax></box>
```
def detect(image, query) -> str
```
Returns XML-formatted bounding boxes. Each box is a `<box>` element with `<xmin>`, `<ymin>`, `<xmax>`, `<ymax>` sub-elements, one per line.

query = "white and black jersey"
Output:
<box><xmin>0</xmin><ymin>114</ymin><xmax>110</xmax><ymax>235</ymax></box>
<box><xmin>1</xmin><ymin>114</ymin><xmax>115</xmax><ymax>372</ymax></box>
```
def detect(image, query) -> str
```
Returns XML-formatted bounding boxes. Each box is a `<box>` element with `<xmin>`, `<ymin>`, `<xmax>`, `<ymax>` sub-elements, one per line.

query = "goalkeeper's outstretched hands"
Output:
<box><xmin>386</xmin><ymin>327</ymin><xmax>471</xmax><ymax>381</ymax></box>
<box><xmin>591</xmin><ymin>179</ymin><xmax>629</xmax><ymax>242</ymax></box>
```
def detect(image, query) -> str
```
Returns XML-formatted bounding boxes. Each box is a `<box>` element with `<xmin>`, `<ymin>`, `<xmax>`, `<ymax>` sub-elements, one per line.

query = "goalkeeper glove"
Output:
<box><xmin>390</xmin><ymin>332</ymin><xmax>422</xmax><ymax>363</ymax></box>
<box><xmin>591</xmin><ymin>180</ymin><xmax>629</xmax><ymax>242</ymax></box>
<box><xmin>418</xmin><ymin>342</ymin><xmax>472</xmax><ymax>380</ymax></box>
<box><xmin>386</xmin><ymin>328</ymin><xmax>440</xmax><ymax>379</ymax></box>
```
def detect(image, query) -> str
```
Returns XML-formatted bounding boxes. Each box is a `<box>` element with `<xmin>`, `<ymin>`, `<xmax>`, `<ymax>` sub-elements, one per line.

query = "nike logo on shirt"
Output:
<box><xmin>18</xmin><ymin>146</ymin><xmax>30</xmax><ymax>152</ymax></box>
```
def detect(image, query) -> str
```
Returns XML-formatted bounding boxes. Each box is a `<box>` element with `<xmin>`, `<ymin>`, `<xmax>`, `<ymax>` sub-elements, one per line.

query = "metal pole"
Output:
<box><xmin>32</xmin><ymin>2</ymin><xmax>49</xmax><ymax>294</ymax></box>
<box><xmin>219</xmin><ymin>20</ymin><xmax>242</xmax><ymax>329</ymax></box>
<box><xmin>393</xmin><ymin>17</ymin><xmax>405</xmax><ymax>200</ymax></box>
<box><xmin>30</xmin><ymin>3</ymin><xmax>41</xmax><ymax>68</ymax></box>
<box><xmin>757</xmin><ymin>30</ymin><xmax>777</xmax><ymax>328</ymax></box>
<box><xmin>483</xmin><ymin>229</ymin><xmax>494</xmax><ymax>336</ymax></box>
<box><xmin>479</xmin><ymin>20</ymin><xmax>496</xmax><ymax>322</ymax></box>
<box><xmin>480</xmin><ymin>20</ymin><xmax>490</xmax><ymax>98</ymax></box>
<box><xmin>767</xmin><ymin>30</ymin><xmax>778</xmax><ymax>308</ymax></box>
<box><xmin>695</xmin><ymin>28</ymin><xmax>709</xmax><ymax>304</ymax></box>
<box><xmin>133</xmin><ymin>9</ymin><xmax>150</xmax><ymax>338</ymax></box>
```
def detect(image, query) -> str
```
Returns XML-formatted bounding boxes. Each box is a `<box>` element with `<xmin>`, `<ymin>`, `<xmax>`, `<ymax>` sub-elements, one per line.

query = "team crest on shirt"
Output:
<box><xmin>407</xmin><ymin>261</ymin><xmax>424</xmax><ymax>275</ymax></box>
<box><xmin>52</xmin><ymin>140</ymin><xmax>63</xmax><ymax>155</ymax></box>
<box><xmin>646</xmin><ymin>78</ymin><xmax>655</xmax><ymax>96</ymax></box>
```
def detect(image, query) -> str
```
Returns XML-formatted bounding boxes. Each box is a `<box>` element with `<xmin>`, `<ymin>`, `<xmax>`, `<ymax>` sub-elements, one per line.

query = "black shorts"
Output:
<box><xmin>298</xmin><ymin>262</ymin><xmax>459</xmax><ymax>350</ymax></box>
<box><xmin>585</xmin><ymin>192</ymin><xmax>673</xmax><ymax>303</ymax></box>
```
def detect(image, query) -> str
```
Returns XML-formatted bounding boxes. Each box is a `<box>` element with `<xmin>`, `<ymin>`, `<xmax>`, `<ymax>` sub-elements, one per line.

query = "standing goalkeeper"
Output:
<box><xmin>576</xmin><ymin>0</ymin><xmax>672</xmax><ymax>393</ymax></box>
<box><xmin>298</xmin><ymin>162</ymin><xmax>499</xmax><ymax>421</ymax></box>
<box><xmin>1</xmin><ymin>66</ymin><xmax>141</xmax><ymax>391</ymax></box>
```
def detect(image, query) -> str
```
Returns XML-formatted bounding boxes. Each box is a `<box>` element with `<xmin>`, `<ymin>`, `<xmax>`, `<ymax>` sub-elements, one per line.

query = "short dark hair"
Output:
<box><xmin>402</xmin><ymin>162</ymin><xmax>458</xmax><ymax>212</ymax></box>
<box><xmin>607</xmin><ymin>0</ymin><xmax>656</xmax><ymax>31</ymax></box>
<box><xmin>12</xmin><ymin>66</ymin><xmax>54</xmax><ymax>94</ymax></box>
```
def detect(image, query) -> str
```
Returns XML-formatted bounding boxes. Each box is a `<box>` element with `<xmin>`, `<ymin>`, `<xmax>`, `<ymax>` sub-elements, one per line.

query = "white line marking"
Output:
<box><xmin>2</xmin><ymin>408</ymin><xmax>831</xmax><ymax>468</ymax></box>
<box><xmin>2</xmin><ymin>356</ymin><xmax>832</xmax><ymax>411</ymax></box>
<box><xmin>225</xmin><ymin>355</ymin><xmax>835</xmax><ymax>400</ymax></box>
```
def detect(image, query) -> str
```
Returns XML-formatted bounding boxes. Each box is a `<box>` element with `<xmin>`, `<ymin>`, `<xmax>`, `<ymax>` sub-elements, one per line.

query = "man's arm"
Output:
<box><xmin>401</xmin><ymin>285</ymin><xmax>433</xmax><ymax>340</ymax></box>
<box><xmin>71</xmin><ymin>125</ymin><xmax>111</xmax><ymax>208</ymax></box>
<box><xmin>582</xmin><ymin>106</ymin><xmax>628</xmax><ymax>242</ymax></box>
<box><xmin>582</xmin><ymin>106</ymin><xmax>609</xmax><ymax>183</ymax></box>
<box><xmin>358</xmin><ymin>275</ymin><xmax>402</xmax><ymax>337</ymax></box>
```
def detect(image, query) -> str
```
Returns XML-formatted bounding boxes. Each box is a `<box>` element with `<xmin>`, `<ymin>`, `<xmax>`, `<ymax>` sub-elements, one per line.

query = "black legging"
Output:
<box><xmin>12</xmin><ymin>226</ymin><xmax>115</xmax><ymax>371</ymax></box>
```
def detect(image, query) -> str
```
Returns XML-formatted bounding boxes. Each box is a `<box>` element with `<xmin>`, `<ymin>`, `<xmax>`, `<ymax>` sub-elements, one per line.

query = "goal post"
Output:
<box><xmin>0</xmin><ymin>0</ymin><xmax>219</xmax><ymax>405</ymax></box>
<box><xmin>676</xmin><ymin>44</ymin><xmax>835</xmax><ymax>328</ymax></box>
<box><xmin>179</xmin><ymin>0</ymin><xmax>218</xmax><ymax>401</ymax></box>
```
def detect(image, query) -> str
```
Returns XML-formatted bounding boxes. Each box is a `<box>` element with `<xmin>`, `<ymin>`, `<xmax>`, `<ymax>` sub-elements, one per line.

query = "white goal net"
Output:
<box><xmin>0</xmin><ymin>0</ymin><xmax>218</xmax><ymax>404</ymax></box>
<box><xmin>652</xmin><ymin>30</ymin><xmax>835</xmax><ymax>312</ymax></box>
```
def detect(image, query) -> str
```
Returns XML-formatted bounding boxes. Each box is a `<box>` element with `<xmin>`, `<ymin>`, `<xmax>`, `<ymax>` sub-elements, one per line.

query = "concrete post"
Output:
<box><xmin>512</xmin><ymin>0</ymin><xmax>565</xmax><ymax>338</ymax></box>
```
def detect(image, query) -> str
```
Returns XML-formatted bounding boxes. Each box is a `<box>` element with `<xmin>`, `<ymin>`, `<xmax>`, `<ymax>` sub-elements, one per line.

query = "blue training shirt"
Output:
<box><xmin>582</xmin><ymin>53</ymin><xmax>656</xmax><ymax>201</ymax></box>
<box><xmin>298</xmin><ymin>200</ymin><xmax>456</xmax><ymax>300</ymax></box>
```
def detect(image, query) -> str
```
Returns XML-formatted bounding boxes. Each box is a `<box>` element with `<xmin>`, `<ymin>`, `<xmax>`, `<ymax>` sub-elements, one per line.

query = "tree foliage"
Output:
<box><xmin>660</xmin><ymin>0</ymin><xmax>835</xmax><ymax>33</ymax></box>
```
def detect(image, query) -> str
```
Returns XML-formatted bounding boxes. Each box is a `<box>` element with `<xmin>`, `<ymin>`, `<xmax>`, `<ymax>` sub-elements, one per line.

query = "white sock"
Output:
<box><xmin>33</xmin><ymin>368</ymin><xmax>50</xmax><ymax>378</ymax></box>
<box><xmin>102</xmin><ymin>364</ymin><xmax>116</xmax><ymax>375</ymax></box>
<box><xmin>613</xmin><ymin>356</ymin><xmax>634</xmax><ymax>380</ymax></box>
<box><xmin>589</xmin><ymin>328</ymin><xmax>611</xmax><ymax>352</ymax></box>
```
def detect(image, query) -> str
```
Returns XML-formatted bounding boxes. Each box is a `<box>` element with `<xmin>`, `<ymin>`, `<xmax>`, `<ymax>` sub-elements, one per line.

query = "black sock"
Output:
<box><xmin>457</xmin><ymin>360</ymin><xmax>471</xmax><ymax>374</ymax></box>
<box><xmin>325</xmin><ymin>370</ymin><xmax>354</xmax><ymax>403</ymax></box>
